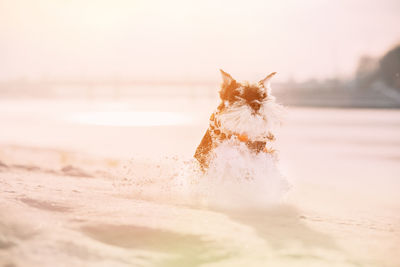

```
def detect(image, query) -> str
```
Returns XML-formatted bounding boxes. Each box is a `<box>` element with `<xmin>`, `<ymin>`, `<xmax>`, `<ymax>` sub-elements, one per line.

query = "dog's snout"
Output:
<box><xmin>250</xmin><ymin>101</ymin><xmax>261</xmax><ymax>112</ymax></box>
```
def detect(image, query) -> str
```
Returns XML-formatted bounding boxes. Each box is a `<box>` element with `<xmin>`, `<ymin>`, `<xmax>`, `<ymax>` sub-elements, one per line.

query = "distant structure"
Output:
<box><xmin>379</xmin><ymin>45</ymin><xmax>400</xmax><ymax>91</ymax></box>
<box><xmin>355</xmin><ymin>55</ymin><xmax>379</xmax><ymax>89</ymax></box>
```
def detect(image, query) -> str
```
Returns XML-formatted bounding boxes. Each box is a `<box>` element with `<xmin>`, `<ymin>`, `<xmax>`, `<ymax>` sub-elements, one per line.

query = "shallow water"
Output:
<box><xmin>0</xmin><ymin>98</ymin><xmax>399</xmax><ymax>266</ymax></box>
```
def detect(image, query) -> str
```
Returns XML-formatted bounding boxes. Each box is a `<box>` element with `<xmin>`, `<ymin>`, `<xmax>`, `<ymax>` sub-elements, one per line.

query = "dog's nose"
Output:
<box><xmin>250</xmin><ymin>101</ymin><xmax>261</xmax><ymax>112</ymax></box>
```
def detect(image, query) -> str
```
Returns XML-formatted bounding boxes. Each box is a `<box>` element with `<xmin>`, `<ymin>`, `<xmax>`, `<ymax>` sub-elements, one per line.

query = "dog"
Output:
<box><xmin>194</xmin><ymin>69</ymin><xmax>284</xmax><ymax>171</ymax></box>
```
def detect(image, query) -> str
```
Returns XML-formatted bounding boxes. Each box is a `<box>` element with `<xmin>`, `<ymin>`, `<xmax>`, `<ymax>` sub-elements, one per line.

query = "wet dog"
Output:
<box><xmin>194</xmin><ymin>70</ymin><xmax>284</xmax><ymax>171</ymax></box>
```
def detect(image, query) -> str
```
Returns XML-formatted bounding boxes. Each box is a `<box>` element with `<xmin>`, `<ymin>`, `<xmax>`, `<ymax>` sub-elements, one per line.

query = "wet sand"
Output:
<box><xmin>0</xmin><ymin>102</ymin><xmax>399</xmax><ymax>266</ymax></box>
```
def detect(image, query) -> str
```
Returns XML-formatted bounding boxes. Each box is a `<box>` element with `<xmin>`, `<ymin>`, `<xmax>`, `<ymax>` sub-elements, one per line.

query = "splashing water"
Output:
<box><xmin>190</xmin><ymin>142</ymin><xmax>290</xmax><ymax>208</ymax></box>
<box><xmin>114</xmin><ymin>142</ymin><xmax>290</xmax><ymax>209</ymax></box>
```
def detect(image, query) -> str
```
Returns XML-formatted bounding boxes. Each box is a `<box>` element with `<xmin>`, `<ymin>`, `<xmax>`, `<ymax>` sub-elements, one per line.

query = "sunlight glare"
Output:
<box><xmin>68</xmin><ymin>111</ymin><xmax>192</xmax><ymax>126</ymax></box>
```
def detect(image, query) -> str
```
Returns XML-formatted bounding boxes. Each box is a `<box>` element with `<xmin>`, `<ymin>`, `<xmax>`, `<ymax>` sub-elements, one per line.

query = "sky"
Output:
<box><xmin>0</xmin><ymin>0</ymin><xmax>399</xmax><ymax>82</ymax></box>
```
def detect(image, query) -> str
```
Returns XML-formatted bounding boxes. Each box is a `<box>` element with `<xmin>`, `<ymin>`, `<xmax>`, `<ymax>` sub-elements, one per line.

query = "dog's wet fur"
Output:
<box><xmin>194</xmin><ymin>70</ymin><xmax>281</xmax><ymax>171</ymax></box>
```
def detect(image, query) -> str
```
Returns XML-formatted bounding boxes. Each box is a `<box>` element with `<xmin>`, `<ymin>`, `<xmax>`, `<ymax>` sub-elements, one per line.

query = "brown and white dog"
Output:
<box><xmin>194</xmin><ymin>69</ymin><xmax>284</xmax><ymax>171</ymax></box>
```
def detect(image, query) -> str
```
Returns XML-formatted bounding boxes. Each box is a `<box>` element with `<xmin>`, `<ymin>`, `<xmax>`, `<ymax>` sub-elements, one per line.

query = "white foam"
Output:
<box><xmin>114</xmin><ymin>142</ymin><xmax>290</xmax><ymax>209</ymax></box>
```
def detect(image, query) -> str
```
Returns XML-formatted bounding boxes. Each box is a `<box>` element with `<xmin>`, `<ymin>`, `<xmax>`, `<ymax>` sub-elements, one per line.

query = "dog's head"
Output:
<box><xmin>216</xmin><ymin>69</ymin><xmax>284</xmax><ymax>140</ymax></box>
<box><xmin>219</xmin><ymin>69</ymin><xmax>276</xmax><ymax>112</ymax></box>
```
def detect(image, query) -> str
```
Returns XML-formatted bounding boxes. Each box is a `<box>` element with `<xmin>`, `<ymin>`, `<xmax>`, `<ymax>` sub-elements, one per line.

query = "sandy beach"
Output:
<box><xmin>0</xmin><ymin>99</ymin><xmax>399</xmax><ymax>267</ymax></box>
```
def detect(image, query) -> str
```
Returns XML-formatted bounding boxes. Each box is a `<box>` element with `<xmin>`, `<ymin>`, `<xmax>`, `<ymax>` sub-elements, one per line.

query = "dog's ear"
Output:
<box><xmin>259</xmin><ymin>72</ymin><xmax>277</xmax><ymax>95</ymax></box>
<box><xmin>220</xmin><ymin>69</ymin><xmax>235</xmax><ymax>88</ymax></box>
<box><xmin>219</xmin><ymin>69</ymin><xmax>239</xmax><ymax>101</ymax></box>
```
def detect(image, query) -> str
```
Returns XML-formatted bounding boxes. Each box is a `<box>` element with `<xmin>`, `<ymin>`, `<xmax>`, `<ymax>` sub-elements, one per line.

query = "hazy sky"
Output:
<box><xmin>0</xmin><ymin>0</ymin><xmax>399</xmax><ymax>82</ymax></box>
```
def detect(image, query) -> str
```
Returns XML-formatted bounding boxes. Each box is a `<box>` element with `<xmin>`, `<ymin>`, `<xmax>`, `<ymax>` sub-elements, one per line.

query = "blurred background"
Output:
<box><xmin>0</xmin><ymin>0</ymin><xmax>399</xmax><ymax>107</ymax></box>
<box><xmin>0</xmin><ymin>0</ymin><xmax>399</xmax><ymax>156</ymax></box>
